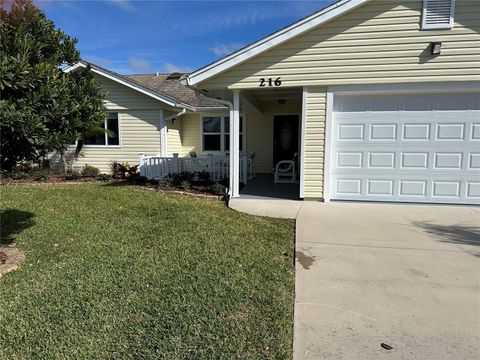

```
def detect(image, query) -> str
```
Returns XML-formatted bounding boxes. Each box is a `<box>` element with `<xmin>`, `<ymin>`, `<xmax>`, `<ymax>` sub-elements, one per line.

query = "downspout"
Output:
<box><xmin>165</xmin><ymin>108</ymin><xmax>186</xmax><ymax>122</ymax></box>
<box><xmin>161</xmin><ymin>108</ymin><xmax>186</xmax><ymax>157</ymax></box>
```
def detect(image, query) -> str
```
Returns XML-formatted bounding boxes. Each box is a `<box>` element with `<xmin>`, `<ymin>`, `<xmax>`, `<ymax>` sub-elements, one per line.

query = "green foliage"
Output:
<box><xmin>97</xmin><ymin>173</ymin><xmax>112</xmax><ymax>181</ymax></box>
<box><xmin>180</xmin><ymin>180</ymin><xmax>191</xmax><ymax>190</ymax></box>
<box><xmin>159</xmin><ymin>174</ymin><xmax>174</xmax><ymax>189</ymax></box>
<box><xmin>5</xmin><ymin>171</ymin><xmax>30</xmax><ymax>180</ymax></box>
<box><xmin>32</xmin><ymin>169</ymin><xmax>49</xmax><ymax>181</ymax></box>
<box><xmin>62</xmin><ymin>170</ymin><xmax>80</xmax><ymax>180</ymax></box>
<box><xmin>0</xmin><ymin>185</ymin><xmax>294</xmax><ymax>359</ymax></box>
<box><xmin>80</xmin><ymin>164</ymin><xmax>99</xmax><ymax>178</ymax></box>
<box><xmin>211</xmin><ymin>182</ymin><xmax>227</xmax><ymax>195</ymax></box>
<box><xmin>0</xmin><ymin>0</ymin><xmax>107</xmax><ymax>171</ymax></box>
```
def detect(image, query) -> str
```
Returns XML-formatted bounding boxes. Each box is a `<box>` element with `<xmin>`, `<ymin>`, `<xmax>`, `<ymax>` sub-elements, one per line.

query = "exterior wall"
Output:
<box><xmin>74</xmin><ymin>110</ymin><xmax>161</xmax><ymax>173</ymax></box>
<box><xmin>179</xmin><ymin>105</ymin><xmax>301</xmax><ymax>174</ymax></box>
<box><xmin>200</xmin><ymin>0</ymin><xmax>480</xmax><ymax>89</ymax></box>
<box><xmin>57</xmin><ymin>74</ymin><xmax>170</xmax><ymax>173</ymax></box>
<box><xmin>303</xmin><ymin>88</ymin><xmax>327</xmax><ymax>199</ymax></box>
<box><xmin>166</xmin><ymin>117</ymin><xmax>183</xmax><ymax>156</ymax></box>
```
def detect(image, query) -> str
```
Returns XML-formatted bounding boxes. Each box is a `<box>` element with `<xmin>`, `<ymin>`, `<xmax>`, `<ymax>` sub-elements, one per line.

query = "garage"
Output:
<box><xmin>329</xmin><ymin>91</ymin><xmax>480</xmax><ymax>204</ymax></box>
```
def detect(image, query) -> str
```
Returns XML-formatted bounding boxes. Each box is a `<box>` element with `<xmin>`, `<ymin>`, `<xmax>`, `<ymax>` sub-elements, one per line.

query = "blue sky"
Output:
<box><xmin>36</xmin><ymin>0</ymin><xmax>335</xmax><ymax>74</ymax></box>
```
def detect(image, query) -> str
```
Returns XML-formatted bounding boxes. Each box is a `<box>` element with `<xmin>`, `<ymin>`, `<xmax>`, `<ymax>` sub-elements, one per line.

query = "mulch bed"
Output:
<box><xmin>0</xmin><ymin>246</ymin><xmax>25</xmax><ymax>278</ymax></box>
<box><xmin>2</xmin><ymin>177</ymin><xmax>227</xmax><ymax>200</ymax></box>
<box><xmin>1</xmin><ymin>177</ymin><xmax>104</xmax><ymax>185</ymax></box>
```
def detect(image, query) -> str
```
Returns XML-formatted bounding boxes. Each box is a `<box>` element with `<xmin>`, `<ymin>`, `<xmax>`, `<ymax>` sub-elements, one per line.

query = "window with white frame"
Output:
<box><xmin>84</xmin><ymin>112</ymin><xmax>120</xmax><ymax>146</ymax></box>
<box><xmin>202</xmin><ymin>116</ymin><xmax>243</xmax><ymax>152</ymax></box>
<box><xmin>421</xmin><ymin>0</ymin><xmax>455</xmax><ymax>30</ymax></box>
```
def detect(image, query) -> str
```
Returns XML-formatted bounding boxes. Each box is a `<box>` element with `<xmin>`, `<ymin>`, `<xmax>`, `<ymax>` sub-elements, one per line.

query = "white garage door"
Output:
<box><xmin>330</xmin><ymin>92</ymin><xmax>480</xmax><ymax>204</ymax></box>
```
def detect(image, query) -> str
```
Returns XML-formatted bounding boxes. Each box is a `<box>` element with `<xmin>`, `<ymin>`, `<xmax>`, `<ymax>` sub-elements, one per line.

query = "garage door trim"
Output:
<box><xmin>324</xmin><ymin>82</ymin><xmax>480</xmax><ymax>203</ymax></box>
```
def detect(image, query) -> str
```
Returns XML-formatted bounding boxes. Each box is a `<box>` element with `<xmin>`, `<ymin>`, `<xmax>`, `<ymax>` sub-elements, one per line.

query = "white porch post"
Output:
<box><xmin>229</xmin><ymin>90</ymin><xmax>241</xmax><ymax>197</ymax></box>
<box><xmin>159</xmin><ymin>109</ymin><xmax>167</xmax><ymax>157</ymax></box>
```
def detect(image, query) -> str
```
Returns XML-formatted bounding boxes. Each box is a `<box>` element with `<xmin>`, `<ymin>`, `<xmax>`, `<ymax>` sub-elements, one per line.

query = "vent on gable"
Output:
<box><xmin>422</xmin><ymin>0</ymin><xmax>455</xmax><ymax>30</ymax></box>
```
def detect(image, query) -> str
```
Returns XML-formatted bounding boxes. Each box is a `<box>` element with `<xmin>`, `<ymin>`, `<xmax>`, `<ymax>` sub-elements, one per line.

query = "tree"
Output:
<box><xmin>0</xmin><ymin>0</ymin><xmax>106</xmax><ymax>171</ymax></box>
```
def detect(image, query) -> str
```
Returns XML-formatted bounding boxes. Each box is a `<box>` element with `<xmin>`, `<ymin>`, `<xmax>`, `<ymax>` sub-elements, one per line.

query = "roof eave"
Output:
<box><xmin>186</xmin><ymin>0</ymin><xmax>370</xmax><ymax>87</ymax></box>
<box><xmin>64</xmin><ymin>61</ymin><xmax>195</xmax><ymax>111</ymax></box>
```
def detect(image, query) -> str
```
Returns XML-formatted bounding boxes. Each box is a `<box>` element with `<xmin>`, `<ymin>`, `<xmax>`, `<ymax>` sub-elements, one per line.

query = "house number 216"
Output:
<box><xmin>259</xmin><ymin>77</ymin><xmax>282</xmax><ymax>87</ymax></box>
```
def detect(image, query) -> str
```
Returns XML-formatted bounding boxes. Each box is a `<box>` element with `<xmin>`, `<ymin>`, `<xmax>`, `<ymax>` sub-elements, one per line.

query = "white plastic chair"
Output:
<box><xmin>274</xmin><ymin>152</ymin><xmax>297</xmax><ymax>184</ymax></box>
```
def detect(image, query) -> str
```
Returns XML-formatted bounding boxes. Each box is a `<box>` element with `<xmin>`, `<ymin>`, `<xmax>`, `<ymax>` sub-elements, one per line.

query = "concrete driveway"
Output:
<box><xmin>294</xmin><ymin>202</ymin><xmax>480</xmax><ymax>360</ymax></box>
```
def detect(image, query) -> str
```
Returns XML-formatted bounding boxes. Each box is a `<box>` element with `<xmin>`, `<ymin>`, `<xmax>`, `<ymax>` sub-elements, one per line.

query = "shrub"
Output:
<box><xmin>159</xmin><ymin>175</ymin><xmax>174</xmax><ymax>189</ymax></box>
<box><xmin>148</xmin><ymin>179</ymin><xmax>159</xmax><ymax>186</ymax></box>
<box><xmin>211</xmin><ymin>182</ymin><xmax>227</xmax><ymax>195</ymax></box>
<box><xmin>8</xmin><ymin>171</ymin><xmax>30</xmax><ymax>180</ymax></box>
<box><xmin>98</xmin><ymin>173</ymin><xmax>112</xmax><ymax>181</ymax></box>
<box><xmin>81</xmin><ymin>164</ymin><xmax>100</xmax><ymax>178</ymax></box>
<box><xmin>33</xmin><ymin>169</ymin><xmax>49</xmax><ymax>181</ymax></box>
<box><xmin>15</xmin><ymin>162</ymin><xmax>31</xmax><ymax>172</ymax></box>
<box><xmin>111</xmin><ymin>162</ymin><xmax>138</xmax><ymax>179</ymax></box>
<box><xmin>196</xmin><ymin>171</ymin><xmax>211</xmax><ymax>182</ymax></box>
<box><xmin>126</xmin><ymin>175</ymin><xmax>148</xmax><ymax>185</ymax></box>
<box><xmin>63</xmin><ymin>170</ymin><xmax>80</xmax><ymax>180</ymax></box>
<box><xmin>180</xmin><ymin>180</ymin><xmax>191</xmax><ymax>190</ymax></box>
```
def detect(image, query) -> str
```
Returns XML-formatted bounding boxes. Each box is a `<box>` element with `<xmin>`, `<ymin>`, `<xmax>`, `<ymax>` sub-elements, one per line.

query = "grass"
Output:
<box><xmin>0</xmin><ymin>184</ymin><xmax>295</xmax><ymax>359</ymax></box>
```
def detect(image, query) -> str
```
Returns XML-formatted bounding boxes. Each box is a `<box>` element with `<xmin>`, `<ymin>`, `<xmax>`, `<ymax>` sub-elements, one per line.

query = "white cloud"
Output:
<box><xmin>128</xmin><ymin>57</ymin><xmax>154</xmax><ymax>72</ymax></box>
<box><xmin>103</xmin><ymin>0</ymin><xmax>136</xmax><ymax>12</ymax></box>
<box><xmin>162</xmin><ymin>63</ymin><xmax>192</xmax><ymax>74</ymax></box>
<box><xmin>209</xmin><ymin>42</ymin><xmax>244</xmax><ymax>56</ymax></box>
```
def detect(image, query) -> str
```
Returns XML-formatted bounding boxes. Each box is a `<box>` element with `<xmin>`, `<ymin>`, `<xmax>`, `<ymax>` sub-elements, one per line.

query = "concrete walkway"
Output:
<box><xmin>294</xmin><ymin>202</ymin><xmax>480</xmax><ymax>360</ymax></box>
<box><xmin>228</xmin><ymin>198</ymin><xmax>302</xmax><ymax>219</ymax></box>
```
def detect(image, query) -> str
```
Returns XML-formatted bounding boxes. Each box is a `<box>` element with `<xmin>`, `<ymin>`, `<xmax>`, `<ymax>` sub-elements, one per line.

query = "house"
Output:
<box><xmin>66</xmin><ymin>0</ymin><xmax>479</xmax><ymax>205</ymax></box>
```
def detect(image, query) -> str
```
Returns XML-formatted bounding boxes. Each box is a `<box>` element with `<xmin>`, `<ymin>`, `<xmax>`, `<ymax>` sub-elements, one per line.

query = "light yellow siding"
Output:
<box><xmin>72</xmin><ymin>110</ymin><xmax>161</xmax><ymax>173</ymax></box>
<box><xmin>166</xmin><ymin>118</ymin><xmax>183</xmax><ymax>156</ymax></box>
<box><xmin>200</xmin><ymin>0</ymin><xmax>480</xmax><ymax>89</ymax></box>
<box><xmin>98</xmin><ymin>76</ymin><xmax>162</xmax><ymax>110</ymax></box>
<box><xmin>180</xmin><ymin>113</ymin><xmax>202</xmax><ymax>156</ymax></box>
<box><xmin>54</xmin><ymin>73</ymin><xmax>173</xmax><ymax>173</ymax></box>
<box><xmin>178</xmin><ymin>107</ymin><xmax>301</xmax><ymax>174</ymax></box>
<box><xmin>303</xmin><ymin>88</ymin><xmax>326</xmax><ymax>199</ymax></box>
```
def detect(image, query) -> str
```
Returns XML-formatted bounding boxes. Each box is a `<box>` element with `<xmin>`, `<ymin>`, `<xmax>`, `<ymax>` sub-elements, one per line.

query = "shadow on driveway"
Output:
<box><xmin>413</xmin><ymin>221</ymin><xmax>480</xmax><ymax>256</ymax></box>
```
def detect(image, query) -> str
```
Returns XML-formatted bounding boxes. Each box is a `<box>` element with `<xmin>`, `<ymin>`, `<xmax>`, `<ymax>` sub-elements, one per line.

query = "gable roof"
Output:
<box><xmin>64</xmin><ymin>61</ymin><xmax>226</xmax><ymax>111</ymax></box>
<box><xmin>125</xmin><ymin>74</ymin><xmax>225</xmax><ymax>109</ymax></box>
<box><xmin>182</xmin><ymin>0</ymin><xmax>370</xmax><ymax>86</ymax></box>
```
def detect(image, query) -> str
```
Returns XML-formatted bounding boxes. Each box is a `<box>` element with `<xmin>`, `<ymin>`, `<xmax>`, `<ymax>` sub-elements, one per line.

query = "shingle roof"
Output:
<box><xmin>70</xmin><ymin>60</ymin><xmax>226</xmax><ymax>110</ymax></box>
<box><xmin>125</xmin><ymin>73</ymin><xmax>225</xmax><ymax>109</ymax></box>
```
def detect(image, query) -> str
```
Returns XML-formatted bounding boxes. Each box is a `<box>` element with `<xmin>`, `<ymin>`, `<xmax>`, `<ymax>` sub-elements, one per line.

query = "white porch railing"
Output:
<box><xmin>138</xmin><ymin>153</ymin><xmax>249</xmax><ymax>184</ymax></box>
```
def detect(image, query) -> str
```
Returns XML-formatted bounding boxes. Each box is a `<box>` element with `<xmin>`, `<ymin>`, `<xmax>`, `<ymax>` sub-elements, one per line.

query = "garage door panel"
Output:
<box><xmin>330</xmin><ymin>92</ymin><xmax>480</xmax><ymax>204</ymax></box>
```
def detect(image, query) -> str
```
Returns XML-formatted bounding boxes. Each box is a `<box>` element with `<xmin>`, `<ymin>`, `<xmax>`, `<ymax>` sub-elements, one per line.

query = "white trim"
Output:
<box><xmin>324</xmin><ymin>81</ymin><xmax>479</xmax><ymax>202</ymax></box>
<box><xmin>159</xmin><ymin>109</ymin><xmax>167</xmax><ymax>157</ymax></box>
<box><xmin>323</xmin><ymin>91</ymin><xmax>334</xmax><ymax>202</ymax></box>
<box><xmin>231</xmin><ymin>90</ymin><xmax>241</xmax><ymax>197</ymax></box>
<box><xmin>64</xmin><ymin>62</ymin><xmax>194</xmax><ymax>111</ymax></box>
<box><xmin>421</xmin><ymin>0</ymin><xmax>455</xmax><ymax>30</ymax></box>
<box><xmin>328</xmin><ymin>82</ymin><xmax>480</xmax><ymax>95</ymax></box>
<box><xmin>83</xmin><ymin>111</ymin><xmax>122</xmax><ymax>148</ymax></box>
<box><xmin>300</xmin><ymin>87</ymin><xmax>307</xmax><ymax>199</ymax></box>
<box><xmin>199</xmin><ymin>114</ymin><xmax>245</xmax><ymax>154</ymax></box>
<box><xmin>184</xmin><ymin>0</ymin><xmax>369</xmax><ymax>86</ymax></box>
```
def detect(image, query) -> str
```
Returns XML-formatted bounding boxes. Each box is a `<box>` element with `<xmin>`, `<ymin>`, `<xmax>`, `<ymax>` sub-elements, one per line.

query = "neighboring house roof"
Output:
<box><xmin>183</xmin><ymin>0</ymin><xmax>370</xmax><ymax>86</ymax></box>
<box><xmin>64</xmin><ymin>60</ymin><xmax>226</xmax><ymax>111</ymax></box>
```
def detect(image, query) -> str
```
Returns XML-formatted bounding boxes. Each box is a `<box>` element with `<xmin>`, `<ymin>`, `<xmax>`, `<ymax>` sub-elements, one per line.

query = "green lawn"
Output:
<box><xmin>0</xmin><ymin>184</ymin><xmax>294</xmax><ymax>359</ymax></box>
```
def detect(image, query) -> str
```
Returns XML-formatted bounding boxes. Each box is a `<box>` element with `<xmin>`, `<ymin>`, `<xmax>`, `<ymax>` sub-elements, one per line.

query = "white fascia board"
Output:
<box><xmin>64</xmin><ymin>62</ymin><xmax>194</xmax><ymax>111</ymax></box>
<box><xmin>185</xmin><ymin>0</ymin><xmax>370</xmax><ymax>86</ymax></box>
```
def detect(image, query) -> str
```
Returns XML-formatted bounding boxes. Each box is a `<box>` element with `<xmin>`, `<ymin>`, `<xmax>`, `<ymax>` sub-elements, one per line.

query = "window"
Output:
<box><xmin>422</xmin><ymin>0</ymin><xmax>455</xmax><ymax>30</ymax></box>
<box><xmin>84</xmin><ymin>112</ymin><xmax>120</xmax><ymax>146</ymax></box>
<box><xmin>202</xmin><ymin>115</ymin><xmax>244</xmax><ymax>152</ymax></box>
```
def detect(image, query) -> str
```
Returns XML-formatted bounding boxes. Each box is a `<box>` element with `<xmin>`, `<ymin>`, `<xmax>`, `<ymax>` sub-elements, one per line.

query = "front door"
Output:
<box><xmin>273</xmin><ymin>115</ymin><xmax>299</xmax><ymax>167</ymax></box>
